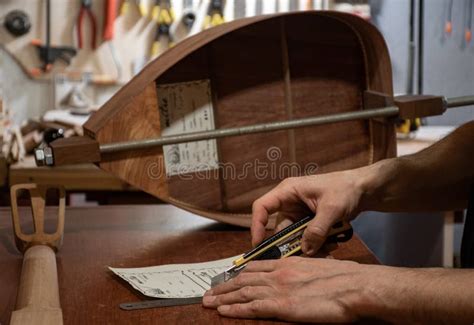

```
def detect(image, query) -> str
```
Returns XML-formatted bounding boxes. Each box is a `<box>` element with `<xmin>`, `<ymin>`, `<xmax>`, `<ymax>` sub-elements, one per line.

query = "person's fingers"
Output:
<box><xmin>217</xmin><ymin>297</ymin><xmax>356</xmax><ymax>323</ymax></box>
<box><xmin>203</xmin><ymin>286</ymin><xmax>273</xmax><ymax>308</ymax></box>
<box><xmin>252</xmin><ymin>178</ymin><xmax>306</xmax><ymax>246</ymax></box>
<box><xmin>277</xmin><ymin>296</ymin><xmax>357</xmax><ymax>323</ymax></box>
<box><xmin>302</xmin><ymin>243</ymin><xmax>337</xmax><ymax>258</ymax></box>
<box><xmin>304</xmin><ymin>247</ymin><xmax>332</xmax><ymax>258</ymax></box>
<box><xmin>301</xmin><ymin>218</ymin><xmax>330</xmax><ymax>256</ymax></box>
<box><xmin>251</xmin><ymin>191</ymin><xmax>283</xmax><ymax>246</ymax></box>
<box><xmin>217</xmin><ymin>299</ymin><xmax>282</xmax><ymax>319</ymax></box>
<box><xmin>274</xmin><ymin>216</ymin><xmax>293</xmax><ymax>233</ymax></box>
<box><xmin>206</xmin><ymin>272</ymin><xmax>270</xmax><ymax>296</ymax></box>
<box><xmin>301</xmin><ymin>204</ymin><xmax>342</xmax><ymax>255</ymax></box>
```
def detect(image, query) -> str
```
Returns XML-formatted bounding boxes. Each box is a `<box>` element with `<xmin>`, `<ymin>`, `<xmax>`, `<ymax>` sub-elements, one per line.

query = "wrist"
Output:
<box><xmin>332</xmin><ymin>264</ymin><xmax>395</xmax><ymax>321</ymax></box>
<box><xmin>329</xmin><ymin>264</ymin><xmax>440</xmax><ymax>323</ymax></box>
<box><xmin>353</xmin><ymin>266</ymin><xmax>440</xmax><ymax>323</ymax></box>
<box><xmin>356</xmin><ymin>158</ymin><xmax>400</xmax><ymax>211</ymax></box>
<box><xmin>343</xmin><ymin>265</ymin><xmax>405</xmax><ymax>321</ymax></box>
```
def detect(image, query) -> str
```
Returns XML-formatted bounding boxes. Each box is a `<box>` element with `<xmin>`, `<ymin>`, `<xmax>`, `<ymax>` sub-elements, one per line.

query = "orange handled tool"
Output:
<box><xmin>77</xmin><ymin>0</ymin><xmax>97</xmax><ymax>49</ymax></box>
<box><xmin>465</xmin><ymin>0</ymin><xmax>472</xmax><ymax>43</ymax></box>
<box><xmin>103</xmin><ymin>0</ymin><xmax>118</xmax><ymax>41</ymax></box>
<box><xmin>445</xmin><ymin>0</ymin><xmax>453</xmax><ymax>34</ymax></box>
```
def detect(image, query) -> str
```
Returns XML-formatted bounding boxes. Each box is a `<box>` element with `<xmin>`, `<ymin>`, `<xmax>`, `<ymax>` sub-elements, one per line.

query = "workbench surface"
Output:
<box><xmin>0</xmin><ymin>204</ymin><xmax>378</xmax><ymax>324</ymax></box>
<box><xmin>9</xmin><ymin>155</ymin><xmax>130</xmax><ymax>191</ymax></box>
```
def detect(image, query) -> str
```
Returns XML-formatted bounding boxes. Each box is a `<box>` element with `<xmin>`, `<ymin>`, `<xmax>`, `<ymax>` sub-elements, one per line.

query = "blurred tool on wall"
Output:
<box><xmin>31</xmin><ymin>0</ymin><xmax>77</xmax><ymax>76</ymax></box>
<box><xmin>150</xmin><ymin>0</ymin><xmax>175</xmax><ymax>59</ymax></box>
<box><xmin>444</xmin><ymin>0</ymin><xmax>473</xmax><ymax>44</ymax></box>
<box><xmin>76</xmin><ymin>0</ymin><xmax>97</xmax><ymax>49</ymax></box>
<box><xmin>445</xmin><ymin>0</ymin><xmax>453</xmax><ymax>35</ymax></box>
<box><xmin>465</xmin><ymin>0</ymin><xmax>472</xmax><ymax>43</ymax></box>
<box><xmin>0</xmin><ymin>0</ymin><xmax>381</xmax><ymax>166</ymax></box>
<box><xmin>171</xmin><ymin>0</ymin><xmax>195</xmax><ymax>42</ymax></box>
<box><xmin>203</xmin><ymin>0</ymin><xmax>225</xmax><ymax>29</ymax></box>
<box><xmin>103</xmin><ymin>0</ymin><xmax>122</xmax><ymax>80</ymax></box>
<box><xmin>138</xmin><ymin>0</ymin><xmax>152</xmax><ymax>17</ymax></box>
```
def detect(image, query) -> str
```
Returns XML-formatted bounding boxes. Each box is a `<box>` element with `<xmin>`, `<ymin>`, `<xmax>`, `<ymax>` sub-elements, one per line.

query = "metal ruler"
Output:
<box><xmin>120</xmin><ymin>297</ymin><xmax>203</xmax><ymax>310</ymax></box>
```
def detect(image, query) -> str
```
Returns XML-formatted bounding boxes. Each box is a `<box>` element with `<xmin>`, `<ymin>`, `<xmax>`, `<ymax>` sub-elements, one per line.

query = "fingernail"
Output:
<box><xmin>303</xmin><ymin>243</ymin><xmax>315</xmax><ymax>255</ymax></box>
<box><xmin>302</xmin><ymin>242</ymin><xmax>314</xmax><ymax>255</ymax></box>
<box><xmin>203</xmin><ymin>295</ymin><xmax>216</xmax><ymax>305</ymax></box>
<box><xmin>204</xmin><ymin>289</ymin><xmax>213</xmax><ymax>296</ymax></box>
<box><xmin>218</xmin><ymin>305</ymin><xmax>230</xmax><ymax>313</ymax></box>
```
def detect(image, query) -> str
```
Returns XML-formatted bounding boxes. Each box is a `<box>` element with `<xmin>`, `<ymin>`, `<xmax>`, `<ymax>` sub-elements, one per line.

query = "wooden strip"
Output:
<box><xmin>280</xmin><ymin>18</ymin><xmax>296</xmax><ymax>165</ymax></box>
<box><xmin>322</xmin><ymin>12</ymin><xmax>396</xmax><ymax>161</ymax></box>
<box><xmin>207</xmin><ymin>45</ymin><xmax>228</xmax><ymax>211</ymax></box>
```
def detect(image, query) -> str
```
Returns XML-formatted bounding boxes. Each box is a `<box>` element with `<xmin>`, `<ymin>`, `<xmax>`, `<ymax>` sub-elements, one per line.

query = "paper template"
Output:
<box><xmin>109</xmin><ymin>255</ymin><xmax>239</xmax><ymax>298</ymax></box>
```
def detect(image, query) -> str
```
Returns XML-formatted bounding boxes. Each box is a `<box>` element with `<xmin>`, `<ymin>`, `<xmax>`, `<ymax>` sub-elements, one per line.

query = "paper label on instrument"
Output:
<box><xmin>157</xmin><ymin>79</ymin><xmax>219</xmax><ymax>176</ymax></box>
<box><xmin>109</xmin><ymin>255</ymin><xmax>239</xmax><ymax>298</ymax></box>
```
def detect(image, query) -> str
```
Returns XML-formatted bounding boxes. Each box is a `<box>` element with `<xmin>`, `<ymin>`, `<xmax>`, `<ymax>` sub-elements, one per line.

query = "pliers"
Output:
<box><xmin>77</xmin><ymin>0</ymin><xmax>97</xmax><ymax>49</ymax></box>
<box><xmin>203</xmin><ymin>0</ymin><xmax>225</xmax><ymax>29</ymax></box>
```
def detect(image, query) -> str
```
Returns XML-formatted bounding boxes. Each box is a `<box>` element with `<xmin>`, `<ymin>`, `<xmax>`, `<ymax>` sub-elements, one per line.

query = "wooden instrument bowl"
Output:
<box><xmin>83</xmin><ymin>11</ymin><xmax>396</xmax><ymax>227</ymax></box>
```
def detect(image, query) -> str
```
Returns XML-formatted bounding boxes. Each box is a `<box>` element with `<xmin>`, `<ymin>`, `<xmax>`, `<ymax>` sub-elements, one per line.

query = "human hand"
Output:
<box><xmin>204</xmin><ymin>256</ymin><xmax>474</xmax><ymax>324</ymax></box>
<box><xmin>252</xmin><ymin>171</ymin><xmax>366</xmax><ymax>255</ymax></box>
<box><xmin>203</xmin><ymin>257</ymin><xmax>379</xmax><ymax>322</ymax></box>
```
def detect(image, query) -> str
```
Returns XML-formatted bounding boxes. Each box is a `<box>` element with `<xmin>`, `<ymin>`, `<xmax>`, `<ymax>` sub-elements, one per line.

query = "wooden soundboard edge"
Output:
<box><xmin>166</xmin><ymin>196</ymin><xmax>277</xmax><ymax>229</ymax></box>
<box><xmin>83</xmin><ymin>11</ymin><xmax>392</xmax><ymax>139</ymax></box>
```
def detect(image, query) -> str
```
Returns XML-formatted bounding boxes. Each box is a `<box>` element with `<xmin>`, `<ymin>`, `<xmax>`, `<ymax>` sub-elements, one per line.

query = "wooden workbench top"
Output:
<box><xmin>9</xmin><ymin>155</ymin><xmax>130</xmax><ymax>191</ymax></box>
<box><xmin>0</xmin><ymin>204</ymin><xmax>378</xmax><ymax>324</ymax></box>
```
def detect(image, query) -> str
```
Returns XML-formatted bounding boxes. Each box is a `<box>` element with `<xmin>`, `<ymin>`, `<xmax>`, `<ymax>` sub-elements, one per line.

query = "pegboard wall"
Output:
<box><xmin>0</xmin><ymin>0</ymin><xmax>370</xmax><ymax>125</ymax></box>
<box><xmin>0</xmin><ymin>0</ymin><xmax>370</xmax><ymax>83</ymax></box>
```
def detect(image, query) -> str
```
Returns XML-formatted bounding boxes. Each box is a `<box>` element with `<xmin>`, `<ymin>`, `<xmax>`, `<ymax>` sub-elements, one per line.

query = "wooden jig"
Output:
<box><xmin>10</xmin><ymin>183</ymin><xmax>65</xmax><ymax>325</ymax></box>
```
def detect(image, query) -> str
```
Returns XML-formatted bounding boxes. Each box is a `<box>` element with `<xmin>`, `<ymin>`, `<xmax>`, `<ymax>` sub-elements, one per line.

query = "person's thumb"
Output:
<box><xmin>301</xmin><ymin>204</ymin><xmax>341</xmax><ymax>256</ymax></box>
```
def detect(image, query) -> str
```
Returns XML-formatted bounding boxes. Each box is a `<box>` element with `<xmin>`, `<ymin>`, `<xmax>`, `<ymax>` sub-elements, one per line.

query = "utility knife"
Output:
<box><xmin>210</xmin><ymin>217</ymin><xmax>353</xmax><ymax>287</ymax></box>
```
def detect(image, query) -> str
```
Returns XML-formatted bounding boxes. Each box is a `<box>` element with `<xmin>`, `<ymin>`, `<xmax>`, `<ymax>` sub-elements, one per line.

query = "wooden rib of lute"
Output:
<box><xmin>83</xmin><ymin>12</ymin><xmax>396</xmax><ymax>228</ymax></box>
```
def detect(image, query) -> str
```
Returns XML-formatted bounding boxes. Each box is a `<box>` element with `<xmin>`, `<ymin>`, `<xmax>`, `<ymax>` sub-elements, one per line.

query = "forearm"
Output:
<box><xmin>358</xmin><ymin>121</ymin><xmax>474</xmax><ymax>212</ymax></box>
<box><xmin>360</xmin><ymin>266</ymin><xmax>474</xmax><ymax>324</ymax></box>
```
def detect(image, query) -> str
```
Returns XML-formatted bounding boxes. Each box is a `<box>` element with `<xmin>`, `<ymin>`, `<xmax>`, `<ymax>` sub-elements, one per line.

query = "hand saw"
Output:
<box><xmin>210</xmin><ymin>218</ymin><xmax>353</xmax><ymax>287</ymax></box>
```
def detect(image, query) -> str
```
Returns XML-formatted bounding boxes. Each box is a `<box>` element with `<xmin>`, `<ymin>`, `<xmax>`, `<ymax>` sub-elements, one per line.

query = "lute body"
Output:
<box><xmin>54</xmin><ymin>12</ymin><xmax>397</xmax><ymax>227</ymax></box>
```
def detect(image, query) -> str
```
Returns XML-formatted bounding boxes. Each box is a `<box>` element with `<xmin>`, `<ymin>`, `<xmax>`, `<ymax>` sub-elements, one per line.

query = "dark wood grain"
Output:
<box><xmin>363</xmin><ymin>91</ymin><xmax>397</xmax><ymax>160</ymax></box>
<box><xmin>74</xmin><ymin>11</ymin><xmax>396</xmax><ymax>227</ymax></box>
<box><xmin>0</xmin><ymin>205</ymin><xmax>378</xmax><ymax>324</ymax></box>
<box><xmin>50</xmin><ymin>136</ymin><xmax>101</xmax><ymax>166</ymax></box>
<box><xmin>394</xmin><ymin>95</ymin><xmax>445</xmax><ymax>119</ymax></box>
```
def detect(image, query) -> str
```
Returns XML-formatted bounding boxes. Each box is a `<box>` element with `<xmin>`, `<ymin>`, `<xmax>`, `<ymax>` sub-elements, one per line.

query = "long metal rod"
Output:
<box><xmin>99</xmin><ymin>95</ymin><xmax>474</xmax><ymax>155</ymax></box>
<box><xmin>100</xmin><ymin>106</ymin><xmax>399</xmax><ymax>154</ymax></box>
<box><xmin>446</xmin><ymin>95</ymin><xmax>474</xmax><ymax>108</ymax></box>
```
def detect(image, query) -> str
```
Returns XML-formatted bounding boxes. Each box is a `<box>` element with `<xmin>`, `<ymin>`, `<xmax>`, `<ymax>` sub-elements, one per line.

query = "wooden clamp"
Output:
<box><xmin>10</xmin><ymin>183</ymin><xmax>65</xmax><ymax>325</ymax></box>
<box><xmin>49</xmin><ymin>136</ymin><xmax>101</xmax><ymax>166</ymax></box>
<box><xmin>394</xmin><ymin>94</ymin><xmax>446</xmax><ymax>119</ymax></box>
<box><xmin>364</xmin><ymin>91</ymin><xmax>446</xmax><ymax>119</ymax></box>
<box><xmin>36</xmin><ymin>92</ymin><xmax>460</xmax><ymax>168</ymax></box>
